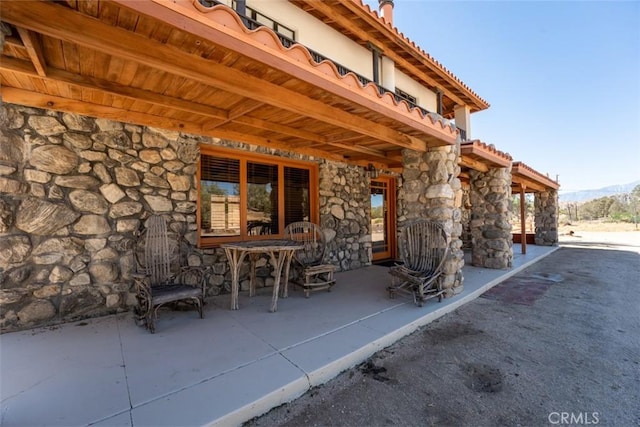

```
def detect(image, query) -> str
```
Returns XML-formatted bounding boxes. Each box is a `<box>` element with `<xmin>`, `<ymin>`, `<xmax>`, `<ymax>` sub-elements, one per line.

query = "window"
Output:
<box><xmin>198</xmin><ymin>147</ymin><xmax>317</xmax><ymax>245</ymax></box>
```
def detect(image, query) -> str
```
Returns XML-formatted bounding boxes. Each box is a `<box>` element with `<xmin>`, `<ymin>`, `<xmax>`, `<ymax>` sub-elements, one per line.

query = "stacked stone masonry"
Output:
<box><xmin>397</xmin><ymin>146</ymin><xmax>465</xmax><ymax>296</ymax></box>
<box><xmin>468</xmin><ymin>167</ymin><xmax>513</xmax><ymax>269</ymax></box>
<box><xmin>534</xmin><ymin>189</ymin><xmax>559</xmax><ymax>246</ymax></box>
<box><xmin>0</xmin><ymin>104</ymin><xmax>378</xmax><ymax>332</ymax></box>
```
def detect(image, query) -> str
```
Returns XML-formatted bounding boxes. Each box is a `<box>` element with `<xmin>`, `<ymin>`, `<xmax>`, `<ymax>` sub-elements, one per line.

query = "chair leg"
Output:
<box><xmin>327</xmin><ymin>272</ymin><xmax>334</xmax><ymax>292</ymax></box>
<box><xmin>146</xmin><ymin>311</ymin><xmax>156</xmax><ymax>334</ymax></box>
<box><xmin>196</xmin><ymin>298</ymin><xmax>204</xmax><ymax>319</ymax></box>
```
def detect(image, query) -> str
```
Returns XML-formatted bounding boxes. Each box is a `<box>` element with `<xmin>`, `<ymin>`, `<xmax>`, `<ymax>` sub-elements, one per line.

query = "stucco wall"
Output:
<box><xmin>249</xmin><ymin>0</ymin><xmax>374</xmax><ymax>81</ymax></box>
<box><xmin>395</xmin><ymin>70</ymin><xmax>438</xmax><ymax>112</ymax></box>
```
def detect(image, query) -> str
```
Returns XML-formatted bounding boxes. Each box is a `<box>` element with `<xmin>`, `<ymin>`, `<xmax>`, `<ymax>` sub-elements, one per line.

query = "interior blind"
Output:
<box><xmin>200</xmin><ymin>155</ymin><xmax>240</xmax><ymax>237</ymax></box>
<box><xmin>247</xmin><ymin>161</ymin><xmax>279</xmax><ymax>235</ymax></box>
<box><xmin>285</xmin><ymin>166</ymin><xmax>310</xmax><ymax>225</ymax></box>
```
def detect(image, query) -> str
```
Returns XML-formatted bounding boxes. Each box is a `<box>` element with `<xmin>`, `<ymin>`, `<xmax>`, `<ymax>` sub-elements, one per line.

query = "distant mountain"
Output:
<box><xmin>560</xmin><ymin>180</ymin><xmax>640</xmax><ymax>203</ymax></box>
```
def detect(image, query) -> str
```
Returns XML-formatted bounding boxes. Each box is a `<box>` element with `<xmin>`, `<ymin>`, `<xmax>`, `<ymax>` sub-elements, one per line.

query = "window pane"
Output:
<box><xmin>200</xmin><ymin>156</ymin><xmax>241</xmax><ymax>237</ymax></box>
<box><xmin>247</xmin><ymin>162</ymin><xmax>278</xmax><ymax>235</ymax></box>
<box><xmin>284</xmin><ymin>166</ymin><xmax>310</xmax><ymax>225</ymax></box>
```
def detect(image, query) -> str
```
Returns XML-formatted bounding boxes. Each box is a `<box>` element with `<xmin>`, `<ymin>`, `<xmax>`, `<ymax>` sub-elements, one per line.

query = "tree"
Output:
<box><xmin>200</xmin><ymin>181</ymin><xmax>226</xmax><ymax>230</ymax></box>
<box><xmin>511</xmin><ymin>194</ymin><xmax>534</xmax><ymax>231</ymax></box>
<box><xmin>630</xmin><ymin>185</ymin><xmax>640</xmax><ymax>228</ymax></box>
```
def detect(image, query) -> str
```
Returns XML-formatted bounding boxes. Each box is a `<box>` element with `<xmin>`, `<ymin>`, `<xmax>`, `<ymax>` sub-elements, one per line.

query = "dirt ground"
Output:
<box><xmin>245</xmin><ymin>233</ymin><xmax>640</xmax><ymax>427</ymax></box>
<box><xmin>559</xmin><ymin>220</ymin><xmax>639</xmax><ymax>233</ymax></box>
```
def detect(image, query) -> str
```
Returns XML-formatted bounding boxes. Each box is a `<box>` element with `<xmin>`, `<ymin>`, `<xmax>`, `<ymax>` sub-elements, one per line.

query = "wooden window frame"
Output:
<box><xmin>197</xmin><ymin>145</ymin><xmax>319</xmax><ymax>247</ymax></box>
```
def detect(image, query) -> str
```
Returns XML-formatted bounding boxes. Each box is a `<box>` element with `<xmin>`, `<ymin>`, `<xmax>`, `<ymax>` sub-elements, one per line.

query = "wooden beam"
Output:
<box><xmin>205</xmin><ymin>100</ymin><xmax>263</xmax><ymax>130</ymax></box>
<box><xmin>228</xmin><ymin>100</ymin><xmax>265</xmax><ymax>120</ymax></box>
<box><xmin>0</xmin><ymin>1</ymin><xmax>436</xmax><ymax>152</ymax></box>
<box><xmin>324</xmin><ymin>132</ymin><xmax>368</xmax><ymax>144</ymax></box>
<box><xmin>1</xmin><ymin>87</ymin><xmax>346</xmax><ymax>162</ymax></box>
<box><xmin>15</xmin><ymin>27</ymin><xmax>48</xmax><ymax>77</ymax></box>
<box><xmin>326</xmin><ymin>141</ymin><xmax>389</xmax><ymax>161</ymax></box>
<box><xmin>512</xmin><ymin>176</ymin><xmax>546</xmax><ymax>193</ymax></box>
<box><xmin>232</xmin><ymin>115</ymin><xmax>327</xmax><ymax>143</ymax></box>
<box><xmin>4</xmin><ymin>36</ymin><xmax>24</xmax><ymax>48</ymax></box>
<box><xmin>459</xmin><ymin>156</ymin><xmax>489</xmax><ymax>173</ymax></box>
<box><xmin>519</xmin><ymin>184</ymin><xmax>527</xmax><ymax>255</ymax></box>
<box><xmin>0</xmin><ymin>56</ymin><xmax>229</xmax><ymax>120</ymax></box>
<box><xmin>1</xmin><ymin>57</ymin><xmax>330</xmax><ymax>145</ymax></box>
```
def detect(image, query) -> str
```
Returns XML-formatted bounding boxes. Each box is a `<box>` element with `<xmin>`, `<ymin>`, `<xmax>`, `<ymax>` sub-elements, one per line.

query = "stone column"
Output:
<box><xmin>460</xmin><ymin>183</ymin><xmax>472</xmax><ymax>250</ymax></box>
<box><xmin>469</xmin><ymin>166</ymin><xmax>513</xmax><ymax>269</ymax></box>
<box><xmin>534</xmin><ymin>189</ymin><xmax>558</xmax><ymax>246</ymax></box>
<box><xmin>318</xmin><ymin>162</ymin><xmax>370</xmax><ymax>271</ymax></box>
<box><xmin>397</xmin><ymin>145</ymin><xmax>464</xmax><ymax>296</ymax></box>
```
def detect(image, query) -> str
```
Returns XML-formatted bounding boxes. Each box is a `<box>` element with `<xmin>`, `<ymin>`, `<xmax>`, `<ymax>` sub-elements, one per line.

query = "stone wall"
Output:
<box><xmin>397</xmin><ymin>145</ymin><xmax>464</xmax><ymax>296</ymax></box>
<box><xmin>0</xmin><ymin>104</ymin><xmax>204</xmax><ymax>331</ymax></box>
<box><xmin>468</xmin><ymin>167</ymin><xmax>513</xmax><ymax>269</ymax></box>
<box><xmin>319</xmin><ymin>162</ymin><xmax>372</xmax><ymax>271</ymax></box>
<box><xmin>0</xmin><ymin>104</ymin><xmax>372</xmax><ymax>332</ymax></box>
<box><xmin>534</xmin><ymin>189</ymin><xmax>558</xmax><ymax>246</ymax></box>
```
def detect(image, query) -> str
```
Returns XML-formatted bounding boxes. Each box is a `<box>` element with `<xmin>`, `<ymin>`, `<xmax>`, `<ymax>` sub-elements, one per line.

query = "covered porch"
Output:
<box><xmin>0</xmin><ymin>245</ymin><xmax>557</xmax><ymax>427</ymax></box>
<box><xmin>0</xmin><ymin>0</ymin><xmax>475</xmax><ymax>332</ymax></box>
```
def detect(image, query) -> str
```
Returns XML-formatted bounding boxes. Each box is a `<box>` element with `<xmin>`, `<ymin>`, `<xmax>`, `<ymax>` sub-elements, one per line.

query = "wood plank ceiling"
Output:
<box><xmin>0</xmin><ymin>0</ymin><xmax>462</xmax><ymax>170</ymax></box>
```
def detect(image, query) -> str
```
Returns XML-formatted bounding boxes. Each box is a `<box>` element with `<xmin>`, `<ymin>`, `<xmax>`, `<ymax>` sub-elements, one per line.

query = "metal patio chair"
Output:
<box><xmin>388</xmin><ymin>219</ymin><xmax>448</xmax><ymax>306</ymax></box>
<box><xmin>284</xmin><ymin>221</ymin><xmax>336</xmax><ymax>298</ymax></box>
<box><xmin>133</xmin><ymin>215</ymin><xmax>207</xmax><ymax>333</ymax></box>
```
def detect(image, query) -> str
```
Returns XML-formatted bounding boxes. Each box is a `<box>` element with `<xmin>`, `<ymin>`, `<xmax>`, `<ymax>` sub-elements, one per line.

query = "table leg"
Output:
<box><xmin>223</xmin><ymin>248</ymin><xmax>247</xmax><ymax>310</ymax></box>
<box><xmin>281</xmin><ymin>249</ymin><xmax>295</xmax><ymax>299</ymax></box>
<box><xmin>267</xmin><ymin>250</ymin><xmax>287</xmax><ymax>313</ymax></box>
<box><xmin>249</xmin><ymin>253</ymin><xmax>258</xmax><ymax>297</ymax></box>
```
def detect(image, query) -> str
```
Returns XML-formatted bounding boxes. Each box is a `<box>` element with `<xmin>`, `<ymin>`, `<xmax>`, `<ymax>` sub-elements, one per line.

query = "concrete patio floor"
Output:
<box><xmin>0</xmin><ymin>245</ymin><xmax>557</xmax><ymax>427</ymax></box>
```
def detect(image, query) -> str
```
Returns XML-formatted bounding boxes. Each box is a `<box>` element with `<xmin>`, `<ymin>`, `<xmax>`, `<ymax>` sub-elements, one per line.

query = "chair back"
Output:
<box><xmin>284</xmin><ymin>221</ymin><xmax>326</xmax><ymax>267</ymax></box>
<box><xmin>399</xmin><ymin>220</ymin><xmax>449</xmax><ymax>274</ymax></box>
<box><xmin>136</xmin><ymin>215</ymin><xmax>179</xmax><ymax>286</ymax></box>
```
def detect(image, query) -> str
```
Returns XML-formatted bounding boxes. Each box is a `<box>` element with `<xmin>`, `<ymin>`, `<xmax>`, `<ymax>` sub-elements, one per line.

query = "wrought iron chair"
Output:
<box><xmin>388</xmin><ymin>219</ymin><xmax>449</xmax><ymax>306</ymax></box>
<box><xmin>133</xmin><ymin>215</ymin><xmax>207</xmax><ymax>333</ymax></box>
<box><xmin>284</xmin><ymin>221</ymin><xmax>336</xmax><ymax>298</ymax></box>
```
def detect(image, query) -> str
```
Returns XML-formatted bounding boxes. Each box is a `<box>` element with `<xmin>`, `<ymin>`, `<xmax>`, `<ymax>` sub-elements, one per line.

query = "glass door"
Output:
<box><xmin>370</xmin><ymin>177</ymin><xmax>395</xmax><ymax>261</ymax></box>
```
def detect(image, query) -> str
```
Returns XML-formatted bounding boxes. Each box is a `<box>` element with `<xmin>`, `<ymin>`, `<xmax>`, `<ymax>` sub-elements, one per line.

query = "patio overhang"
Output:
<box><xmin>0</xmin><ymin>0</ymin><xmax>459</xmax><ymax>169</ymax></box>
<box><xmin>459</xmin><ymin>140</ymin><xmax>512</xmax><ymax>179</ymax></box>
<box><xmin>511</xmin><ymin>161</ymin><xmax>560</xmax><ymax>193</ymax></box>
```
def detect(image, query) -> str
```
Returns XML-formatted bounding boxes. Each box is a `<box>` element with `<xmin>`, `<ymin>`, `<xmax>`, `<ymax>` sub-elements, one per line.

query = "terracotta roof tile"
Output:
<box><xmin>192</xmin><ymin>1</ymin><xmax>457</xmax><ymax>136</ymax></box>
<box><xmin>352</xmin><ymin>0</ymin><xmax>489</xmax><ymax>108</ymax></box>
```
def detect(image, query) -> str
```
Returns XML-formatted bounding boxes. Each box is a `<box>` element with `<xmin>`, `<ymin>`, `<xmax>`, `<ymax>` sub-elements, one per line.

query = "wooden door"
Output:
<box><xmin>370</xmin><ymin>177</ymin><xmax>396</xmax><ymax>261</ymax></box>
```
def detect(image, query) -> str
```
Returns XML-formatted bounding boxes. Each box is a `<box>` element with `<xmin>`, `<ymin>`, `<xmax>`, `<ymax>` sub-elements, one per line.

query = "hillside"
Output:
<box><xmin>559</xmin><ymin>180</ymin><xmax>640</xmax><ymax>203</ymax></box>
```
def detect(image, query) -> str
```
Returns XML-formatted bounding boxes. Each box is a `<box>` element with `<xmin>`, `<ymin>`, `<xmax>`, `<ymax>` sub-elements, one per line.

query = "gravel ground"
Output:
<box><xmin>245</xmin><ymin>233</ymin><xmax>640</xmax><ymax>427</ymax></box>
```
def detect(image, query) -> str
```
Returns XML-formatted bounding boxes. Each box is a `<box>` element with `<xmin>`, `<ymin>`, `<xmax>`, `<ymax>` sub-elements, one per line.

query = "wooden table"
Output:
<box><xmin>221</xmin><ymin>240</ymin><xmax>303</xmax><ymax>312</ymax></box>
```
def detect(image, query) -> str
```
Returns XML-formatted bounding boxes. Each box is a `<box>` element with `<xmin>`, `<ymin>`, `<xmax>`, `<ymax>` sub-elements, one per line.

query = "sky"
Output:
<box><xmin>364</xmin><ymin>0</ymin><xmax>640</xmax><ymax>193</ymax></box>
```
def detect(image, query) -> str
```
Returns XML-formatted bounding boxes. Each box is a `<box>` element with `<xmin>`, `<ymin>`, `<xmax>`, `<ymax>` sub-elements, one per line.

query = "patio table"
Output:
<box><xmin>221</xmin><ymin>239</ymin><xmax>303</xmax><ymax>312</ymax></box>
